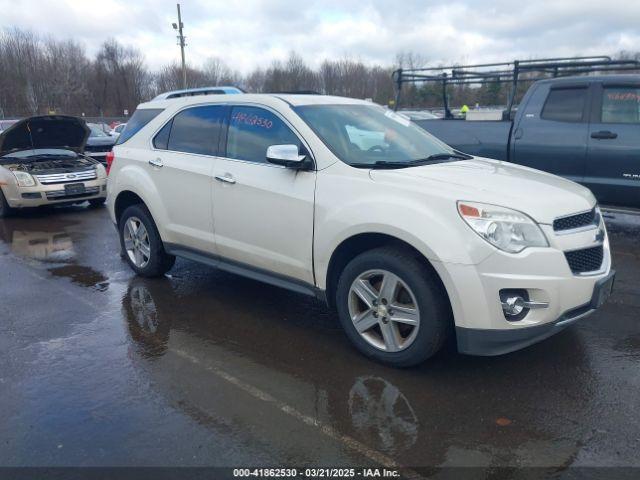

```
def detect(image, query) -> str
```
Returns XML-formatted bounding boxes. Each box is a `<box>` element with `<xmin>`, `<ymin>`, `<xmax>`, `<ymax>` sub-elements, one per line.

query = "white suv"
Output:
<box><xmin>107</xmin><ymin>93</ymin><xmax>615</xmax><ymax>366</ymax></box>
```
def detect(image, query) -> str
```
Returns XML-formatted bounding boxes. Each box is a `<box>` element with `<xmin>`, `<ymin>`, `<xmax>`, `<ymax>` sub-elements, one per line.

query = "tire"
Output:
<box><xmin>119</xmin><ymin>204</ymin><xmax>175</xmax><ymax>277</ymax></box>
<box><xmin>88</xmin><ymin>198</ymin><xmax>106</xmax><ymax>208</ymax></box>
<box><xmin>0</xmin><ymin>188</ymin><xmax>15</xmax><ymax>218</ymax></box>
<box><xmin>335</xmin><ymin>246</ymin><xmax>451</xmax><ymax>367</ymax></box>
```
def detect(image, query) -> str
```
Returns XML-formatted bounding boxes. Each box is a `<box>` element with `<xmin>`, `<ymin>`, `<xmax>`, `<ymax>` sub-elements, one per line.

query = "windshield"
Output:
<box><xmin>294</xmin><ymin>104</ymin><xmax>457</xmax><ymax>168</ymax></box>
<box><xmin>88</xmin><ymin>124</ymin><xmax>109</xmax><ymax>137</ymax></box>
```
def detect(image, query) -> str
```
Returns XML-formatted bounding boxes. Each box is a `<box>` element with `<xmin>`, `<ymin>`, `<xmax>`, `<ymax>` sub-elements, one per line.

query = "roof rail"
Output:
<box><xmin>392</xmin><ymin>55</ymin><xmax>640</xmax><ymax>115</ymax></box>
<box><xmin>268</xmin><ymin>90</ymin><xmax>322</xmax><ymax>95</ymax></box>
<box><xmin>152</xmin><ymin>86</ymin><xmax>244</xmax><ymax>101</ymax></box>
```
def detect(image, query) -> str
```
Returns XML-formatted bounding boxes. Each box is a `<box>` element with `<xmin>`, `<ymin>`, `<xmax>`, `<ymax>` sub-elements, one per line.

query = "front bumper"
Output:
<box><xmin>3</xmin><ymin>178</ymin><xmax>107</xmax><ymax>208</ymax></box>
<box><xmin>433</xmin><ymin>219</ymin><xmax>614</xmax><ymax>355</ymax></box>
<box><xmin>456</xmin><ymin>270</ymin><xmax>615</xmax><ymax>355</ymax></box>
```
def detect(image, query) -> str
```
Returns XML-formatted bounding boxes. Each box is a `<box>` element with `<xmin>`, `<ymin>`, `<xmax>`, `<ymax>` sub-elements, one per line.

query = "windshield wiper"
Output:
<box><xmin>418</xmin><ymin>151</ymin><xmax>473</xmax><ymax>162</ymax></box>
<box><xmin>350</xmin><ymin>161</ymin><xmax>414</xmax><ymax>169</ymax></box>
<box><xmin>350</xmin><ymin>151</ymin><xmax>473</xmax><ymax>169</ymax></box>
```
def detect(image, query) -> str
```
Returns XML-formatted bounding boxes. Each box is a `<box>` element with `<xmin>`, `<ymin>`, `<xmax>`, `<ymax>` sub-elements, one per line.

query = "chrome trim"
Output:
<box><xmin>45</xmin><ymin>186</ymin><xmax>100</xmax><ymax>198</ymax></box>
<box><xmin>147</xmin><ymin>101</ymin><xmax>317</xmax><ymax>170</ymax></box>
<box><xmin>35</xmin><ymin>169</ymin><xmax>97</xmax><ymax>185</ymax></box>
<box><xmin>553</xmin><ymin>207</ymin><xmax>600</xmax><ymax>235</ymax></box>
<box><xmin>554</xmin><ymin>223</ymin><xmax>599</xmax><ymax>236</ymax></box>
<box><xmin>215</xmin><ymin>174</ymin><xmax>236</xmax><ymax>184</ymax></box>
<box><xmin>501</xmin><ymin>300</ymin><xmax>549</xmax><ymax>310</ymax></box>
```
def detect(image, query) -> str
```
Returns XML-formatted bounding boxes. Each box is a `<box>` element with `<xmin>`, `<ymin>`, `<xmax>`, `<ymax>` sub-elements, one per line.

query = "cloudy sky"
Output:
<box><xmin>2</xmin><ymin>0</ymin><xmax>639</xmax><ymax>73</ymax></box>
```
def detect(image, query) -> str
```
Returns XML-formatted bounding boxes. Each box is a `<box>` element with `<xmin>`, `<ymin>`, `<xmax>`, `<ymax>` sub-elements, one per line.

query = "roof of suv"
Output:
<box><xmin>138</xmin><ymin>93</ymin><xmax>371</xmax><ymax>110</ymax></box>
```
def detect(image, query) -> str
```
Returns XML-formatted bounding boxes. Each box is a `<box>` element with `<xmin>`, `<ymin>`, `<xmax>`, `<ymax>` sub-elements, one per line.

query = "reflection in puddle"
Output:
<box><xmin>0</xmin><ymin>221</ymin><xmax>110</xmax><ymax>291</ymax></box>
<box><xmin>349</xmin><ymin>376</ymin><xmax>418</xmax><ymax>453</ymax></box>
<box><xmin>48</xmin><ymin>265</ymin><xmax>109</xmax><ymax>291</ymax></box>
<box><xmin>123</xmin><ymin>280</ymin><xmax>171</xmax><ymax>358</ymax></box>
<box><xmin>8</xmin><ymin>230</ymin><xmax>74</xmax><ymax>262</ymax></box>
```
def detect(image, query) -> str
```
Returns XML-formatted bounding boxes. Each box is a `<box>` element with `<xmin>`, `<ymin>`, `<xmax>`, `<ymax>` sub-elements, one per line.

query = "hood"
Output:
<box><xmin>369</xmin><ymin>158</ymin><xmax>596</xmax><ymax>225</ymax></box>
<box><xmin>0</xmin><ymin>115</ymin><xmax>89</xmax><ymax>156</ymax></box>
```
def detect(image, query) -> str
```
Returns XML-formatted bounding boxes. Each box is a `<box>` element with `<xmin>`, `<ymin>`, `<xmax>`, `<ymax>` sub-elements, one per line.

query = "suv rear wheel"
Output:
<box><xmin>119</xmin><ymin>204</ymin><xmax>175</xmax><ymax>277</ymax></box>
<box><xmin>336</xmin><ymin>246</ymin><xmax>450</xmax><ymax>367</ymax></box>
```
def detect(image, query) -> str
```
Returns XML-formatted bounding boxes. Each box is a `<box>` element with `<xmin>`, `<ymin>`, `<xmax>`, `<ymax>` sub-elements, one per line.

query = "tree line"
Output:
<box><xmin>1</xmin><ymin>28</ymin><xmax>638</xmax><ymax>119</ymax></box>
<box><xmin>0</xmin><ymin>28</ymin><xmax>398</xmax><ymax>118</ymax></box>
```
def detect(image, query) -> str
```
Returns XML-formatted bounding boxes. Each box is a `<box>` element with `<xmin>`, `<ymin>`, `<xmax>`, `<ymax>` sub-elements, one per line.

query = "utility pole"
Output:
<box><xmin>172</xmin><ymin>4</ymin><xmax>187</xmax><ymax>89</ymax></box>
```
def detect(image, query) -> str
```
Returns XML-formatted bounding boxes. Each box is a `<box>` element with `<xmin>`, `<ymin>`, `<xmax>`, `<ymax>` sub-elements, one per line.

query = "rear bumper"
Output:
<box><xmin>456</xmin><ymin>270</ymin><xmax>615</xmax><ymax>355</ymax></box>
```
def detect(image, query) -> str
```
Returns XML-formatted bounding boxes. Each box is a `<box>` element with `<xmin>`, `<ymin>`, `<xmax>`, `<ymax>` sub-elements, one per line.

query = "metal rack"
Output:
<box><xmin>392</xmin><ymin>56</ymin><xmax>640</xmax><ymax>117</ymax></box>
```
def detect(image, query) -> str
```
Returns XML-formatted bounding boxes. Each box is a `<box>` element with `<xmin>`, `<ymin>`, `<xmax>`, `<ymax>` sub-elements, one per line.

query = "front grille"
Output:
<box><xmin>564</xmin><ymin>245</ymin><xmax>604</xmax><ymax>274</ymax></box>
<box><xmin>35</xmin><ymin>169</ymin><xmax>97</xmax><ymax>185</ymax></box>
<box><xmin>553</xmin><ymin>208</ymin><xmax>597</xmax><ymax>232</ymax></box>
<box><xmin>45</xmin><ymin>186</ymin><xmax>100</xmax><ymax>199</ymax></box>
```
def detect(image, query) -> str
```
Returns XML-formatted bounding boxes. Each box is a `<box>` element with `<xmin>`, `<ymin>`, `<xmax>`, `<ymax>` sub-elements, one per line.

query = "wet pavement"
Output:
<box><xmin>0</xmin><ymin>205</ymin><xmax>639</xmax><ymax>474</ymax></box>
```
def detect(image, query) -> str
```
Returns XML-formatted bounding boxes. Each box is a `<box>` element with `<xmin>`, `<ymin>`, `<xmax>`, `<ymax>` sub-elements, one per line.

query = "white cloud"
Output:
<box><xmin>1</xmin><ymin>0</ymin><xmax>638</xmax><ymax>73</ymax></box>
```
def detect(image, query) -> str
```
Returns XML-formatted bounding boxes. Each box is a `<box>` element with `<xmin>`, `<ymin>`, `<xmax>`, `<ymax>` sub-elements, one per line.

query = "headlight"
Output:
<box><xmin>457</xmin><ymin>201</ymin><xmax>549</xmax><ymax>253</ymax></box>
<box><xmin>12</xmin><ymin>170</ymin><xmax>36</xmax><ymax>187</ymax></box>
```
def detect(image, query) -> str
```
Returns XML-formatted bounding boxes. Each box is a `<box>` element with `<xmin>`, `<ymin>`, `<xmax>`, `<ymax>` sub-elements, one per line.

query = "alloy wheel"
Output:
<box><xmin>348</xmin><ymin>269</ymin><xmax>420</xmax><ymax>352</ymax></box>
<box><xmin>123</xmin><ymin>216</ymin><xmax>151</xmax><ymax>268</ymax></box>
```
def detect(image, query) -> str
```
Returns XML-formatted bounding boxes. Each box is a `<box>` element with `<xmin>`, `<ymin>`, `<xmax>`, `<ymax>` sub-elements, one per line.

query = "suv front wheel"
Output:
<box><xmin>336</xmin><ymin>246</ymin><xmax>451</xmax><ymax>367</ymax></box>
<box><xmin>119</xmin><ymin>204</ymin><xmax>175</xmax><ymax>277</ymax></box>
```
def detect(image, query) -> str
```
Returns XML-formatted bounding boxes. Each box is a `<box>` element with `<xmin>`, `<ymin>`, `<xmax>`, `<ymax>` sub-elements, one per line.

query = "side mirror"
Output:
<box><xmin>266</xmin><ymin>144</ymin><xmax>310</xmax><ymax>169</ymax></box>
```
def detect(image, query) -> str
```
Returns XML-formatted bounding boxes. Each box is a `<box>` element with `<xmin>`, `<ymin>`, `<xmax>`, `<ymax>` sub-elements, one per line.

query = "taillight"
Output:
<box><xmin>105</xmin><ymin>151</ymin><xmax>115</xmax><ymax>175</ymax></box>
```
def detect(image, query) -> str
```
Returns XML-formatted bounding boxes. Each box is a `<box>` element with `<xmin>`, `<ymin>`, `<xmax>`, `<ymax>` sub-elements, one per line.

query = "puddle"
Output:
<box><xmin>48</xmin><ymin>264</ymin><xmax>110</xmax><ymax>291</ymax></box>
<box><xmin>5</xmin><ymin>230</ymin><xmax>75</xmax><ymax>262</ymax></box>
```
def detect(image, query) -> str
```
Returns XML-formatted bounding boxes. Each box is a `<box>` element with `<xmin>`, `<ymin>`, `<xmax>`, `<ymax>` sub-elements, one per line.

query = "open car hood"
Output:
<box><xmin>0</xmin><ymin>115</ymin><xmax>90</xmax><ymax>156</ymax></box>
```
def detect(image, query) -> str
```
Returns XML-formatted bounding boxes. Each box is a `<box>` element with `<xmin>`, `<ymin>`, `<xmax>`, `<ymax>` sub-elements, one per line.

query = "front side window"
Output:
<box><xmin>601</xmin><ymin>87</ymin><xmax>640</xmax><ymax>124</ymax></box>
<box><xmin>294</xmin><ymin>104</ymin><xmax>456</xmax><ymax>167</ymax></box>
<box><xmin>541</xmin><ymin>88</ymin><xmax>587</xmax><ymax>122</ymax></box>
<box><xmin>167</xmin><ymin>105</ymin><xmax>225</xmax><ymax>155</ymax></box>
<box><xmin>226</xmin><ymin>106</ymin><xmax>301</xmax><ymax>163</ymax></box>
<box><xmin>116</xmin><ymin>108</ymin><xmax>163</xmax><ymax>145</ymax></box>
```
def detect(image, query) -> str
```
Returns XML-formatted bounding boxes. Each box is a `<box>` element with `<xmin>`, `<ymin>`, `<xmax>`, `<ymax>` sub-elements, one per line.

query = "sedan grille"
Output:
<box><xmin>553</xmin><ymin>208</ymin><xmax>597</xmax><ymax>232</ymax></box>
<box><xmin>564</xmin><ymin>245</ymin><xmax>604</xmax><ymax>274</ymax></box>
<box><xmin>35</xmin><ymin>169</ymin><xmax>97</xmax><ymax>185</ymax></box>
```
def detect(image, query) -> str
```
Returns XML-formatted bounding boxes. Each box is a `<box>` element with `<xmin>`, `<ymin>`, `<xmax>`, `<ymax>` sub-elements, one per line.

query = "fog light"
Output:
<box><xmin>500</xmin><ymin>289</ymin><xmax>530</xmax><ymax>321</ymax></box>
<box><xmin>503</xmin><ymin>296</ymin><xmax>526</xmax><ymax>316</ymax></box>
<box><xmin>499</xmin><ymin>289</ymin><xmax>549</xmax><ymax>322</ymax></box>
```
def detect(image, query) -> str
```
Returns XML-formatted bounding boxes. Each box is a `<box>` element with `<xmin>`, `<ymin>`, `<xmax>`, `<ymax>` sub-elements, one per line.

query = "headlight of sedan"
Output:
<box><xmin>457</xmin><ymin>201</ymin><xmax>548</xmax><ymax>253</ymax></box>
<box><xmin>12</xmin><ymin>170</ymin><xmax>36</xmax><ymax>187</ymax></box>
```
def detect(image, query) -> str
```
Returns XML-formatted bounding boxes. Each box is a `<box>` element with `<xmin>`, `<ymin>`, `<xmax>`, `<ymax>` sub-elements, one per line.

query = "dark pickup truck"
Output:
<box><xmin>414</xmin><ymin>75</ymin><xmax>640</xmax><ymax>209</ymax></box>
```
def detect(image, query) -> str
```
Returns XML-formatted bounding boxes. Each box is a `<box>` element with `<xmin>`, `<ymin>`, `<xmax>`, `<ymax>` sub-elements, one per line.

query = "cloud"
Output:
<box><xmin>1</xmin><ymin>0</ymin><xmax>638</xmax><ymax>73</ymax></box>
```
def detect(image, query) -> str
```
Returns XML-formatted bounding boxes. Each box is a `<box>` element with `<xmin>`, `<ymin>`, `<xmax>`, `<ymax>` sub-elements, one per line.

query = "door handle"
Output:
<box><xmin>591</xmin><ymin>131</ymin><xmax>618</xmax><ymax>140</ymax></box>
<box><xmin>149</xmin><ymin>157</ymin><xmax>163</xmax><ymax>167</ymax></box>
<box><xmin>215</xmin><ymin>174</ymin><xmax>236</xmax><ymax>184</ymax></box>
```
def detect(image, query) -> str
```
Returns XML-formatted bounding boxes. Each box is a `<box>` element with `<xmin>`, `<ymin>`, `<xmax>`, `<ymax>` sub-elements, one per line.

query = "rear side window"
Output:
<box><xmin>541</xmin><ymin>88</ymin><xmax>587</xmax><ymax>123</ymax></box>
<box><xmin>167</xmin><ymin>105</ymin><xmax>225</xmax><ymax>155</ymax></box>
<box><xmin>116</xmin><ymin>108</ymin><xmax>163</xmax><ymax>145</ymax></box>
<box><xmin>226</xmin><ymin>106</ymin><xmax>301</xmax><ymax>163</ymax></box>
<box><xmin>601</xmin><ymin>87</ymin><xmax>640</xmax><ymax>123</ymax></box>
<box><xmin>153</xmin><ymin>120</ymin><xmax>172</xmax><ymax>150</ymax></box>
